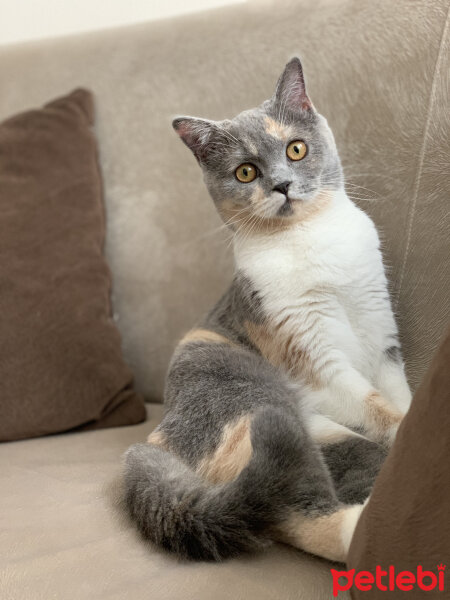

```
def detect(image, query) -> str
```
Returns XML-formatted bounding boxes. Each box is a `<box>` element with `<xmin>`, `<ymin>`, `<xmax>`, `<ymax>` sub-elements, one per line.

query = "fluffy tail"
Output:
<box><xmin>124</xmin><ymin>408</ymin><xmax>306</xmax><ymax>560</ymax></box>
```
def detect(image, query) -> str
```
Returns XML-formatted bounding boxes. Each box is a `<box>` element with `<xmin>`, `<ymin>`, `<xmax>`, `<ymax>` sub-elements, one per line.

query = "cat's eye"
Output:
<box><xmin>235</xmin><ymin>163</ymin><xmax>257</xmax><ymax>183</ymax></box>
<box><xmin>286</xmin><ymin>140</ymin><xmax>307</xmax><ymax>161</ymax></box>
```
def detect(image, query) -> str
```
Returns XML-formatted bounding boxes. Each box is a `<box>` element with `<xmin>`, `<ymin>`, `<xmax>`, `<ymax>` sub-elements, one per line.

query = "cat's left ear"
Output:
<box><xmin>273</xmin><ymin>57</ymin><xmax>313</xmax><ymax>113</ymax></box>
<box><xmin>172</xmin><ymin>116</ymin><xmax>218</xmax><ymax>164</ymax></box>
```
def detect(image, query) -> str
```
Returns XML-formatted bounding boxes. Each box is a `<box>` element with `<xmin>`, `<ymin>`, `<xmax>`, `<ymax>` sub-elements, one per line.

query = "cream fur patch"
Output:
<box><xmin>179</xmin><ymin>328</ymin><xmax>234</xmax><ymax>347</ymax></box>
<box><xmin>277</xmin><ymin>503</ymin><xmax>364</xmax><ymax>562</ymax></box>
<box><xmin>264</xmin><ymin>116</ymin><xmax>293</xmax><ymax>141</ymax></box>
<box><xmin>309</xmin><ymin>414</ymin><xmax>365</xmax><ymax>445</ymax></box>
<box><xmin>147</xmin><ymin>429</ymin><xmax>167</xmax><ymax>447</ymax></box>
<box><xmin>340</xmin><ymin>504</ymin><xmax>364</xmax><ymax>556</ymax></box>
<box><xmin>244</xmin><ymin>318</ymin><xmax>321</xmax><ymax>387</ymax></box>
<box><xmin>196</xmin><ymin>414</ymin><xmax>252</xmax><ymax>484</ymax></box>
<box><xmin>365</xmin><ymin>391</ymin><xmax>403</xmax><ymax>432</ymax></box>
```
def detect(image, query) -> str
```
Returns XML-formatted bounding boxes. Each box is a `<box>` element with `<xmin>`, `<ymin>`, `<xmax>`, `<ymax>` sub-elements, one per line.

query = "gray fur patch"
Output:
<box><xmin>384</xmin><ymin>345</ymin><xmax>402</xmax><ymax>363</ymax></box>
<box><xmin>322</xmin><ymin>438</ymin><xmax>387</xmax><ymax>504</ymax></box>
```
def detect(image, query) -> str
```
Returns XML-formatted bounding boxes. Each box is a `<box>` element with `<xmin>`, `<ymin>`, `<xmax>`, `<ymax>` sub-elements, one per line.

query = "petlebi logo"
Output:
<box><xmin>331</xmin><ymin>564</ymin><xmax>446</xmax><ymax>596</ymax></box>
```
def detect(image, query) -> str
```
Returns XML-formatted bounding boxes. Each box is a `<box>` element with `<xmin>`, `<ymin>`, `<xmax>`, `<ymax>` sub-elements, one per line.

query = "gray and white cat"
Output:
<box><xmin>124</xmin><ymin>58</ymin><xmax>411</xmax><ymax>562</ymax></box>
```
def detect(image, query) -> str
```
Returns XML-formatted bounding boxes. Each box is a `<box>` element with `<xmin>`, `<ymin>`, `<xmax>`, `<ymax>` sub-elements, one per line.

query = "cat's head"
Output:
<box><xmin>173</xmin><ymin>58</ymin><xmax>343</xmax><ymax>230</ymax></box>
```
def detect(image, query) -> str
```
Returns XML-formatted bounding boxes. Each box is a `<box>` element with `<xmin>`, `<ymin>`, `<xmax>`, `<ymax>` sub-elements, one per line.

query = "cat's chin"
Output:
<box><xmin>276</xmin><ymin>199</ymin><xmax>297</xmax><ymax>217</ymax></box>
<box><xmin>275</xmin><ymin>193</ymin><xmax>315</xmax><ymax>214</ymax></box>
<box><xmin>269</xmin><ymin>191</ymin><xmax>310</xmax><ymax>218</ymax></box>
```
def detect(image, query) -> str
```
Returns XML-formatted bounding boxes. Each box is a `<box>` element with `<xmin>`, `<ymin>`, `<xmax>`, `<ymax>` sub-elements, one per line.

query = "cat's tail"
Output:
<box><xmin>123</xmin><ymin>407</ymin><xmax>306</xmax><ymax>561</ymax></box>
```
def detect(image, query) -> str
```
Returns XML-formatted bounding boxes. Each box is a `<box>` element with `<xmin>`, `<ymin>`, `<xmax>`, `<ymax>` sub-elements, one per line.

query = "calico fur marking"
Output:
<box><xmin>309</xmin><ymin>414</ymin><xmax>364</xmax><ymax>445</ymax></box>
<box><xmin>364</xmin><ymin>391</ymin><xmax>403</xmax><ymax>433</ymax></box>
<box><xmin>196</xmin><ymin>414</ymin><xmax>253</xmax><ymax>483</ymax></box>
<box><xmin>263</xmin><ymin>116</ymin><xmax>294</xmax><ymax>141</ymax></box>
<box><xmin>147</xmin><ymin>429</ymin><xmax>168</xmax><ymax>447</ymax></box>
<box><xmin>179</xmin><ymin>328</ymin><xmax>234</xmax><ymax>347</ymax></box>
<box><xmin>277</xmin><ymin>504</ymin><xmax>364</xmax><ymax>563</ymax></box>
<box><xmin>244</xmin><ymin>319</ymin><xmax>320</xmax><ymax>386</ymax></box>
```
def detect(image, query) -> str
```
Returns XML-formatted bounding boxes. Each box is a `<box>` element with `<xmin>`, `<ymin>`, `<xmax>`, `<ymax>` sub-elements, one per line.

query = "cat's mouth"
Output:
<box><xmin>277</xmin><ymin>197</ymin><xmax>296</xmax><ymax>216</ymax></box>
<box><xmin>285</xmin><ymin>194</ymin><xmax>303</xmax><ymax>203</ymax></box>
<box><xmin>250</xmin><ymin>187</ymin><xmax>320</xmax><ymax>221</ymax></box>
<box><xmin>275</xmin><ymin>188</ymin><xmax>317</xmax><ymax>217</ymax></box>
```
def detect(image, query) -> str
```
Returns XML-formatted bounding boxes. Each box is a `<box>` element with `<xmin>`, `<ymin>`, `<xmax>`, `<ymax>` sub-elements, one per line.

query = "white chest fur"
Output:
<box><xmin>233</xmin><ymin>190</ymin><xmax>398</xmax><ymax>385</ymax></box>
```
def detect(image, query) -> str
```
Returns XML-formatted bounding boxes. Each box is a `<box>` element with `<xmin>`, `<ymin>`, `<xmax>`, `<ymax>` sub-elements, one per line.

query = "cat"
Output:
<box><xmin>124</xmin><ymin>57</ymin><xmax>412</xmax><ymax>563</ymax></box>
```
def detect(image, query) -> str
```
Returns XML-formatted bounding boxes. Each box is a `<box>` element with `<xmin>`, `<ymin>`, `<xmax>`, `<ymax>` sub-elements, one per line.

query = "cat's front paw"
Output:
<box><xmin>383</xmin><ymin>420</ymin><xmax>401</xmax><ymax>447</ymax></box>
<box><xmin>365</xmin><ymin>391</ymin><xmax>404</xmax><ymax>447</ymax></box>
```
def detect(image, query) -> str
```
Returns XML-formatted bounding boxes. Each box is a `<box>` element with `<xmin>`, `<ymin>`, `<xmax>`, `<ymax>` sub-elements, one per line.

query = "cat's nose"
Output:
<box><xmin>273</xmin><ymin>181</ymin><xmax>291</xmax><ymax>195</ymax></box>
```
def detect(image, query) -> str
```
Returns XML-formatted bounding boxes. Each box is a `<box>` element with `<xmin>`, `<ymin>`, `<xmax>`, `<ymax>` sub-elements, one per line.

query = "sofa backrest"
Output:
<box><xmin>1</xmin><ymin>0</ymin><xmax>448</xmax><ymax>401</ymax></box>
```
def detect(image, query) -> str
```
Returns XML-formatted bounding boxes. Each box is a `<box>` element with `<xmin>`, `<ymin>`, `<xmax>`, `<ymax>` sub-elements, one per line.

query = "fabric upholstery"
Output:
<box><xmin>0</xmin><ymin>404</ymin><xmax>348</xmax><ymax>600</ymax></box>
<box><xmin>348</xmin><ymin>327</ymin><xmax>450</xmax><ymax>598</ymax></box>
<box><xmin>0</xmin><ymin>90</ymin><xmax>145</xmax><ymax>441</ymax></box>
<box><xmin>0</xmin><ymin>0</ymin><xmax>447</xmax><ymax>401</ymax></box>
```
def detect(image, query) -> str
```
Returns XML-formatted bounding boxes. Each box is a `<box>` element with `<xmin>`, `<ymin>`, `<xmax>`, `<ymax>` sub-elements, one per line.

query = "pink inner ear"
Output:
<box><xmin>277</xmin><ymin>59</ymin><xmax>313</xmax><ymax>113</ymax></box>
<box><xmin>174</xmin><ymin>119</ymin><xmax>209</xmax><ymax>162</ymax></box>
<box><xmin>284</xmin><ymin>78</ymin><xmax>312</xmax><ymax>112</ymax></box>
<box><xmin>175</xmin><ymin>121</ymin><xmax>191</xmax><ymax>139</ymax></box>
<box><xmin>301</xmin><ymin>98</ymin><xmax>312</xmax><ymax>111</ymax></box>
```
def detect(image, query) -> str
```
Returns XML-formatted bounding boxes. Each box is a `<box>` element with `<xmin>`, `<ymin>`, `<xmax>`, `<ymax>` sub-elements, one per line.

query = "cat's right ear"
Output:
<box><xmin>172</xmin><ymin>117</ymin><xmax>217</xmax><ymax>164</ymax></box>
<box><xmin>273</xmin><ymin>57</ymin><xmax>313</xmax><ymax>113</ymax></box>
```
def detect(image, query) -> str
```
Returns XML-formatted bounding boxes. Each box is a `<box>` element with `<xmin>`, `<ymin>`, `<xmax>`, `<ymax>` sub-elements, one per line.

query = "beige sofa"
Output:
<box><xmin>1</xmin><ymin>0</ymin><xmax>449</xmax><ymax>598</ymax></box>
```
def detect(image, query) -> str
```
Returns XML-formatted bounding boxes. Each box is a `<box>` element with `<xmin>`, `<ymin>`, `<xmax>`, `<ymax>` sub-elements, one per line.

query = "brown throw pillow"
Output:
<box><xmin>0</xmin><ymin>89</ymin><xmax>146</xmax><ymax>441</ymax></box>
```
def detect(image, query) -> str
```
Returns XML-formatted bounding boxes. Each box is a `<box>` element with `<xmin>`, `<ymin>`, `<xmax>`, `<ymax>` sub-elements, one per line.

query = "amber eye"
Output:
<box><xmin>286</xmin><ymin>140</ymin><xmax>307</xmax><ymax>161</ymax></box>
<box><xmin>235</xmin><ymin>163</ymin><xmax>257</xmax><ymax>183</ymax></box>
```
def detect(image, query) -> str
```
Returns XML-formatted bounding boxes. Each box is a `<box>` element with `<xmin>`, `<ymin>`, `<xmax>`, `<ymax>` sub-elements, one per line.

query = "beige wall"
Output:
<box><xmin>0</xmin><ymin>0</ymin><xmax>245</xmax><ymax>45</ymax></box>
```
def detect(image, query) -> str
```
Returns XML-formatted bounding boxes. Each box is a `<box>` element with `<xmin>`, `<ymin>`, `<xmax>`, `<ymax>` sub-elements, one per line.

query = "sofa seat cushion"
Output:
<box><xmin>0</xmin><ymin>404</ymin><xmax>347</xmax><ymax>600</ymax></box>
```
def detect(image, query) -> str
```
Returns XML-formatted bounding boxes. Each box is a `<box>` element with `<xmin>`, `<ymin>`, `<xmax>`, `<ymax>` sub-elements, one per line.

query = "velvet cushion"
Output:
<box><xmin>0</xmin><ymin>89</ymin><xmax>146</xmax><ymax>441</ymax></box>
